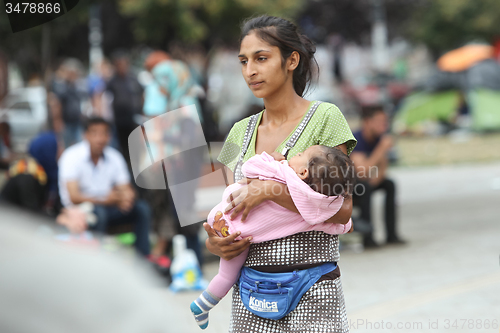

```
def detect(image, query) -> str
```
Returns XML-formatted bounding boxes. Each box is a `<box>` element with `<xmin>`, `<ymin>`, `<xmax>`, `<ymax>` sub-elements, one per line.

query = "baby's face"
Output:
<box><xmin>288</xmin><ymin>145</ymin><xmax>322</xmax><ymax>179</ymax></box>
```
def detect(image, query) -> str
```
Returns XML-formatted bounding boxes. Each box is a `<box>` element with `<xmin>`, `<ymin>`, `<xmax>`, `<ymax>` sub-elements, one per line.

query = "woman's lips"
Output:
<box><xmin>249</xmin><ymin>81</ymin><xmax>264</xmax><ymax>88</ymax></box>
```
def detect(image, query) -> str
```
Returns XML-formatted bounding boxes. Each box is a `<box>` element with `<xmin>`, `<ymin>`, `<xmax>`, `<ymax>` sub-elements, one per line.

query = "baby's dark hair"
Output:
<box><xmin>303</xmin><ymin>146</ymin><xmax>356</xmax><ymax>198</ymax></box>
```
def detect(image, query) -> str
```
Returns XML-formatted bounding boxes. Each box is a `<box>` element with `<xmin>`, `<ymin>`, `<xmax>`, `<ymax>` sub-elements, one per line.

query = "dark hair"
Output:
<box><xmin>303</xmin><ymin>146</ymin><xmax>356</xmax><ymax>198</ymax></box>
<box><xmin>360</xmin><ymin>105</ymin><xmax>385</xmax><ymax>120</ymax></box>
<box><xmin>84</xmin><ymin>117</ymin><xmax>111</xmax><ymax>132</ymax></box>
<box><xmin>239</xmin><ymin>15</ymin><xmax>319</xmax><ymax>97</ymax></box>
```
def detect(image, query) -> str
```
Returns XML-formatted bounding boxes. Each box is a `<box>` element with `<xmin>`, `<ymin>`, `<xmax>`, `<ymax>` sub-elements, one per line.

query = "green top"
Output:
<box><xmin>217</xmin><ymin>100</ymin><xmax>357</xmax><ymax>172</ymax></box>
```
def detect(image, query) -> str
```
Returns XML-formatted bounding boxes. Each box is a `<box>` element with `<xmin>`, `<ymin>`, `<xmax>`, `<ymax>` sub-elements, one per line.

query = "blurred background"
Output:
<box><xmin>0</xmin><ymin>0</ymin><xmax>499</xmax><ymax>332</ymax></box>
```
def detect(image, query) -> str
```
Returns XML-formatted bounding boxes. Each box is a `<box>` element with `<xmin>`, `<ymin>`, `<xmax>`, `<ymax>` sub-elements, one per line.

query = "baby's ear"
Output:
<box><xmin>298</xmin><ymin>166</ymin><xmax>309</xmax><ymax>180</ymax></box>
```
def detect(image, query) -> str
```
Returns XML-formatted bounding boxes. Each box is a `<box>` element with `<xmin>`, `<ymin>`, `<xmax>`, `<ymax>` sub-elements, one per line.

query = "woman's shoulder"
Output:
<box><xmin>226</xmin><ymin>111</ymin><xmax>263</xmax><ymax>140</ymax></box>
<box><xmin>315</xmin><ymin>101</ymin><xmax>345</xmax><ymax>119</ymax></box>
<box><xmin>217</xmin><ymin>111</ymin><xmax>263</xmax><ymax>171</ymax></box>
<box><xmin>309</xmin><ymin>100</ymin><xmax>357</xmax><ymax>154</ymax></box>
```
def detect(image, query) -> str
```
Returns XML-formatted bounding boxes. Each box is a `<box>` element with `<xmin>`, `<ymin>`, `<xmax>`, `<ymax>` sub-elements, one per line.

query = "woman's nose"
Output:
<box><xmin>246</xmin><ymin>61</ymin><xmax>257</xmax><ymax>77</ymax></box>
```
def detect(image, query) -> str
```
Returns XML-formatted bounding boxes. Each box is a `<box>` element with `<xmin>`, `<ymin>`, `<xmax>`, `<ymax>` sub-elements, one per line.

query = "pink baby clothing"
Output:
<box><xmin>205</xmin><ymin>151</ymin><xmax>352</xmax><ymax>298</ymax></box>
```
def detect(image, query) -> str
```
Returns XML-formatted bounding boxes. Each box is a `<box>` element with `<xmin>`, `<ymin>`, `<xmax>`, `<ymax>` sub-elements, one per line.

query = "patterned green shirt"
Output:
<box><xmin>217</xmin><ymin>100</ymin><xmax>357</xmax><ymax>172</ymax></box>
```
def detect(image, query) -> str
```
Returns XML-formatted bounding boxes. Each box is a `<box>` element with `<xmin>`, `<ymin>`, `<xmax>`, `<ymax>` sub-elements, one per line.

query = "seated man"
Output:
<box><xmin>58</xmin><ymin>117</ymin><xmax>151</xmax><ymax>256</ymax></box>
<box><xmin>350</xmin><ymin>105</ymin><xmax>406</xmax><ymax>248</ymax></box>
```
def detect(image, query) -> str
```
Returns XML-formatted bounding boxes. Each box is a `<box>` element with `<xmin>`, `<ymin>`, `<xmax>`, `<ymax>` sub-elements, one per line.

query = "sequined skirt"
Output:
<box><xmin>228</xmin><ymin>231</ymin><xmax>349</xmax><ymax>333</ymax></box>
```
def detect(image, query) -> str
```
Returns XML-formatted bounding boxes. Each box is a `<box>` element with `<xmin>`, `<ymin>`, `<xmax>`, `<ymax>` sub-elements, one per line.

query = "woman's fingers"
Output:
<box><xmin>204</xmin><ymin>223</ymin><xmax>225</xmax><ymax>257</ymax></box>
<box><xmin>224</xmin><ymin>191</ymin><xmax>239</xmax><ymax>212</ymax></box>
<box><xmin>225</xmin><ymin>180</ymin><xmax>258</xmax><ymax>213</ymax></box>
<box><xmin>229</xmin><ymin>202</ymin><xmax>246</xmax><ymax>220</ymax></box>
<box><xmin>225</xmin><ymin>187</ymin><xmax>247</xmax><ymax>213</ymax></box>
<box><xmin>222</xmin><ymin>237</ymin><xmax>252</xmax><ymax>260</ymax></box>
<box><xmin>203</xmin><ymin>222</ymin><xmax>218</xmax><ymax>238</ymax></box>
<box><xmin>241</xmin><ymin>207</ymin><xmax>251</xmax><ymax>222</ymax></box>
<box><xmin>230</xmin><ymin>201</ymin><xmax>252</xmax><ymax>221</ymax></box>
<box><xmin>226</xmin><ymin>190</ymin><xmax>240</xmax><ymax>202</ymax></box>
<box><xmin>237</xmin><ymin>177</ymin><xmax>253</xmax><ymax>184</ymax></box>
<box><xmin>225</xmin><ymin>180</ymin><xmax>265</xmax><ymax>220</ymax></box>
<box><xmin>203</xmin><ymin>223</ymin><xmax>252</xmax><ymax>260</ymax></box>
<box><xmin>224</xmin><ymin>203</ymin><xmax>235</xmax><ymax>214</ymax></box>
<box><xmin>221</xmin><ymin>230</ymin><xmax>242</xmax><ymax>244</ymax></box>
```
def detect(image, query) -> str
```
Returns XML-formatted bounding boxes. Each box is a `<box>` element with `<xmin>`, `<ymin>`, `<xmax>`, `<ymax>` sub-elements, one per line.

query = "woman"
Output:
<box><xmin>204</xmin><ymin>15</ymin><xmax>357</xmax><ymax>332</ymax></box>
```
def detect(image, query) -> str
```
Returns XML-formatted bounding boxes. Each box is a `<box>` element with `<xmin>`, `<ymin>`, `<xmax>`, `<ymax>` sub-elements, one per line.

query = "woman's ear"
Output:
<box><xmin>287</xmin><ymin>51</ymin><xmax>300</xmax><ymax>71</ymax></box>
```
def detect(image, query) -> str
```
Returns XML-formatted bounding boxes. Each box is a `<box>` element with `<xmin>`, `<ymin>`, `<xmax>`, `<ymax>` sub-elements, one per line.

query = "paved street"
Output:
<box><xmin>1</xmin><ymin>161</ymin><xmax>499</xmax><ymax>332</ymax></box>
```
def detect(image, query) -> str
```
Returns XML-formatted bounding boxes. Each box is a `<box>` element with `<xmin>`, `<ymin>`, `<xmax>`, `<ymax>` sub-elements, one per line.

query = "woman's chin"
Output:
<box><xmin>251</xmin><ymin>90</ymin><xmax>267</xmax><ymax>99</ymax></box>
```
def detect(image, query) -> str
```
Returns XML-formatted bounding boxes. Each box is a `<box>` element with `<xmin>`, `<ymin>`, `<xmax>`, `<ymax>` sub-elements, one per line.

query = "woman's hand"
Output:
<box><xmin>203</xmin><ymin>223</ymin><xmax>252</xmax><ymax>260</ymax></box>
<box><xmin>224</xmin><ymin>178</ymin><xmax>269</xmax><ymax>222</ymax></box>
<box><xmin>324</xmin><ymin>195</ymin><xmax>352</xmax><ymax>224</ymax></box>
<box><xmin>269</xmin><ymin>151</ymin><xmax>285</xmax><ymax>161</ymax></box>
<box><xmin>347</xmin><ymin>220</ymin><xmax>354</xmax><ymax>233</ymax></box>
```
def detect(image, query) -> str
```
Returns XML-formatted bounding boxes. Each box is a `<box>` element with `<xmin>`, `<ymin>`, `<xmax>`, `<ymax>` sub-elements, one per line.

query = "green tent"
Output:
<box><xmin>393</xmin><ymin>91</ymin><xmax>459</xmax><ymax>132</ymax></box>
<box><xmin>468</xmin><ymin>89</ymin><xmax>500</xmax><ymax>131</ymax></box>
<box><xmin>394</xmin><ymin>89</ymin><xmax>500</xmax><ymax>132</ymax></box>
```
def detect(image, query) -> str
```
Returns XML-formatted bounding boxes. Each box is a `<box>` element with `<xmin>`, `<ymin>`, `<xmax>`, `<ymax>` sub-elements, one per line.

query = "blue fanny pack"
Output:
<box><xmin>238</xmin><ymin>262</ymin><xmax>337</xmax><ymax>320</ymax></box>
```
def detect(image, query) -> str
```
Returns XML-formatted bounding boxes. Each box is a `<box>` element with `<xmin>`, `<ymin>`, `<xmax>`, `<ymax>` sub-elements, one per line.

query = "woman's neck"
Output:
<box><xmin>262</xmin><ymin>90</ymin><xmax>310</xmax><ymax>127</ymax></box>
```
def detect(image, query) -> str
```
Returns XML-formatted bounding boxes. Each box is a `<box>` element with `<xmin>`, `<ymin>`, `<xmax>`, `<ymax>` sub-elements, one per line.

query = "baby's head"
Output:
<box><xmin>288</xmin><ymin>145</ymin><xmax>355</xmax><ymax>197</ymax></box>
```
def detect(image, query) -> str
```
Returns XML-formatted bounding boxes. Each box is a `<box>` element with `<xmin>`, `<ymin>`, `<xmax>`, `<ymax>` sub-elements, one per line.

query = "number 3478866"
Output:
<box><xmin>6</xmin><ymin>2</ymin><xmax>61</xmax><ymax>14</ymax></box>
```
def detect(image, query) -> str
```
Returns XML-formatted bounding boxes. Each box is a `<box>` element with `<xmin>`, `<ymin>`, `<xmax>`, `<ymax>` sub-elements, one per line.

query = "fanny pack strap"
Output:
<box><xmin>311</xmin><ymin>262</ymin><xmax>337</xmax><ymax>277</ymax></box>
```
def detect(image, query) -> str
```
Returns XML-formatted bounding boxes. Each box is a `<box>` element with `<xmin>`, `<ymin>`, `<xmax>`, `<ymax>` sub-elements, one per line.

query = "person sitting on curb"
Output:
<box><xmin>57</xmin><ymin>117</ymin><xmax>151</xmax><ymax>257</ymax></box>
<box><xmin>350</xmin><ymin>105</ymin><xmax>406</xmax><ymax>248</ymax></box>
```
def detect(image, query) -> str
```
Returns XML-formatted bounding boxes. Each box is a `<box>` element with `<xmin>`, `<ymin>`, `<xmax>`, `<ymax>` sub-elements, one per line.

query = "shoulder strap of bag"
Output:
<box><xmin>280</xmin><ymin>100</ymin><xmax>322</xmax><ymax>158</ymax></box>
<box><xmin>233</xmin><ymin>100</ymin><xmax>323</xmax><ymax>182</ymax></box>
<box><xmin>233</xmin><ymin>113</ymin><xmax>259</xmax><ymax>183</ymax></box>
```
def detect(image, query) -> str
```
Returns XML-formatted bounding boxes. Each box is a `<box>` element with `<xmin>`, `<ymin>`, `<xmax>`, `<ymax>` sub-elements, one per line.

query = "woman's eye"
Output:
<box><xmin>258</xmin><ymin>57</ymin><xmax>267</xmax><ymax>61</ymax></box>
<box><xmin>240</xmin><ymin>60</ymin><xmax>247</xmax><ymax>65</ymax></box>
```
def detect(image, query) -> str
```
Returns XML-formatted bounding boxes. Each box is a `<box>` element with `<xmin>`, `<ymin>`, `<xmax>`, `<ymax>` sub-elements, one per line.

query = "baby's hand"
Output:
<box><xmin>270</xmin><ymin>151</ymin><xmax>285</xmax><ymax>161</ymax></box>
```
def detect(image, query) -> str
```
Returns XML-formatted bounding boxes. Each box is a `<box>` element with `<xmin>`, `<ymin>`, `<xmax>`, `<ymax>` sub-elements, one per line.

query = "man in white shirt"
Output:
<box><xmin>58</xmin><ymin>117</ymin><xmax>151</xmax><ymax>256</ymax></box>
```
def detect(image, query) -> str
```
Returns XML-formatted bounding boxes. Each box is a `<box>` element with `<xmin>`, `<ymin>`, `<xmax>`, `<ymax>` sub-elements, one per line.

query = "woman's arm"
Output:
<box><xmin>226</xmin><ymin>177</ymin><xmax>351</xmax><ymax>225</ymax></box>
<box><xmin>226</xmin><ymin>143</ymin><xmax>352</xmax><ymax>225</ymax></box>
<box><xmin>205</xmin><ymin>141</ymin><xmax>352</xmax><ymax>260</ymax></box>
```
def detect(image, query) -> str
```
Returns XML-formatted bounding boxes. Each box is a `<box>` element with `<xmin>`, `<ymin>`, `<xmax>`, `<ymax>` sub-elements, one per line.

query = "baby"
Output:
<box><xmin>190</xmin><ymin>145</ymin><xmax>355</xmax><ymax>329</ymax></box>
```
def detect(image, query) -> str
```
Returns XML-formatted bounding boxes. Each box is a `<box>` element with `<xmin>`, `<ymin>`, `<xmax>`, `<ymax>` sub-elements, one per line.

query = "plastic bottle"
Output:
<box><xmin>169</xmin><ymin>234</ymin><xmax>208</xmax><ymax>292</ymax></box>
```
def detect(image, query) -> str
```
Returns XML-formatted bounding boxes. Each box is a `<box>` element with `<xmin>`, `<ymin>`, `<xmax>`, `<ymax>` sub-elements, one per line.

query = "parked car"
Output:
<box><xmin>0</xmin><ymin>86</ymin><xmax>48</xmax><ymax>153</ymax></box>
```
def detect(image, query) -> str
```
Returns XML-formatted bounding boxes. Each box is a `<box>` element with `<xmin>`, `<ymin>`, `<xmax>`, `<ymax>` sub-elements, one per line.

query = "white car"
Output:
<box><xmin>0</xmin><ymin>86</ymin><xmax>48</xmax><ymax>153</ymax></box>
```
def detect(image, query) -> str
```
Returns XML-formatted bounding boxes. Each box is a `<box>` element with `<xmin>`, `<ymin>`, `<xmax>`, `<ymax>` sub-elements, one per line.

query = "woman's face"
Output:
<box><xmin>238</xmin><ymin>31</ymin><xmax>289</xmax><ymax>99</ymax></box>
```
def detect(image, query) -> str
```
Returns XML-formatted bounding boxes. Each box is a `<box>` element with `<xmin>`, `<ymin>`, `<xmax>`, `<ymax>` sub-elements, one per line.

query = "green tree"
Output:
<box><xmin>117</xmin><ymin>0</ymin><xmax>306</xmax><ymax>48</ymax></box>
<box><xmin>408</xmin><ymin>0</ymin><xmax>500</xmax><ymax>57</ymax></box>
